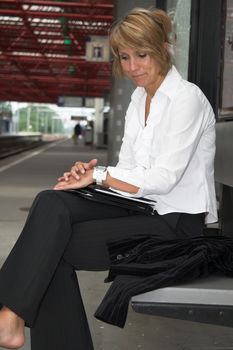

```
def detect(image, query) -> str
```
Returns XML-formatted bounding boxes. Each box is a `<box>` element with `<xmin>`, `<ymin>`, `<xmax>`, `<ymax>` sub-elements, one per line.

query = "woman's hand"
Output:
<box><xmin>71</xmin><ymin>158</ymin><xmax>97</xmax><ymax>180</ymax></box>
<box><xmin>54</xmin><ymin>169</ymin><xmax>94</xmax><ymax>190</ymax></box>
<box><xmin>57</xmin><ymin>158</ymin><xmax>98</xmax><ymax>183</ymax></box>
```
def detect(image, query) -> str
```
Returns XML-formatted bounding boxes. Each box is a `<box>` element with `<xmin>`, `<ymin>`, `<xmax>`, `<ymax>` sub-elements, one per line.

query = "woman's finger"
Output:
<box><xmin>71</xmin><ymin>166</ymin><xmax>80</xmax><ymax>180</ymax></box>
<box><xmin>86</xmin><ymin>158</ymin><xmax>98</xmax><ymax>170</ymax></box>
<box><xmin>63</xmin><ymin>172</ymin><xmax>71</xmax><ymax>181</ymax></box>
<box><xmin>57</xmin><ymin>176</ymin><xmax>65</xmax><ymax>182</ymax></box>
<box><xmin>57</xmin><ymin>172</ymin><xmax>71</xmax><ymax>182</ymax></box>
<box><xmin>74</xmin><ymin>162</ymin><xmax>86</xmax><ymax>174</ymax></box>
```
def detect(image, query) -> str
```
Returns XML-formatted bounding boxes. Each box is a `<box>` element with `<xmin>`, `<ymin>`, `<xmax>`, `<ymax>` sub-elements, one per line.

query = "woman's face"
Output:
<box><xmin>118</xmin><ymin>47</ymin><xmax>163</xmax><ymax>94</ymax></box>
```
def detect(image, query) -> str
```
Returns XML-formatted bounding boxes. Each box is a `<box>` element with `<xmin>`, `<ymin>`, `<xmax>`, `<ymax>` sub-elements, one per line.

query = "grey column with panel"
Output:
<box><xmin>107</xmin><ymin>0</ymin><xmax>156</xmax><ymax>165</ymax></box>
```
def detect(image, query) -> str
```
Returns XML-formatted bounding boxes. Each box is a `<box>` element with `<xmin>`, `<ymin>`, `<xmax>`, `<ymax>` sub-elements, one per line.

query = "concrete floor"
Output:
<box><xmin>0</xmin><ymin>138</ymin><xmax>233</xmax><ymax>350</ymax></box>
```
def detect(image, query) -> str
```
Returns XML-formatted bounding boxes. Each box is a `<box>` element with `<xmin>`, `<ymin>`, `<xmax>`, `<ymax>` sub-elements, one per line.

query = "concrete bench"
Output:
<box><xmin>131</xmin><ymin>120</ymin><xmax>233</xmax><ymax>327</ymax></box>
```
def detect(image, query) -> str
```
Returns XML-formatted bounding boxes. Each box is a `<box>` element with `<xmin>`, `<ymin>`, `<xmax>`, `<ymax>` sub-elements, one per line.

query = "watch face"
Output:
<box><xmin>96</xmin><ymin>166</ymin><xmax>106</xmax><ymax>171</ymax></box>
<box><xmin>93</xmin><ymin>166</ymin><xmax>107</xmax><ymax>185</ymax></box>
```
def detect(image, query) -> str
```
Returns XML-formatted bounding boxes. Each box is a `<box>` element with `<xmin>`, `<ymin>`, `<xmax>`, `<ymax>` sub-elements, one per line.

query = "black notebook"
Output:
<box><xmin>68</xmin><ymin>185</ymin><xmax>156</xmax><ymax>215</ymax></box>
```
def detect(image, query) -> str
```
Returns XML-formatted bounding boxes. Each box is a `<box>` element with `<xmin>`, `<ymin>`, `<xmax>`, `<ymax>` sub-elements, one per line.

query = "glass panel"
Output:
<box><xmin>219</xmin><ymin>0</ymin><xmax>233</xmax><ymax>120</ymax></box>
<box><xmin>166</xmin><ymin>0</ymin><xmax>192</xmax><ymax>79</ymax></box>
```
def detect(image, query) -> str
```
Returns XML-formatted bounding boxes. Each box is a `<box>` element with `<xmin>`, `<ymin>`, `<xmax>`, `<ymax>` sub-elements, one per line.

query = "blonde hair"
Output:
<box><xmin>109</xmin><ymin>7</ymin><xmax>173</xmax><ymax>77</ymax></box>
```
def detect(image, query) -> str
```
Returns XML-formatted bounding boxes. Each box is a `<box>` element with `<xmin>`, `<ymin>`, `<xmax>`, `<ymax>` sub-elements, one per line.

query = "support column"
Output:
<box><xmin>93</xmin><ymin>97</ymin><xmax>104</xmax><ymax>147</ymax></box>
<box><xmin>108</xmin><ymin>0</ymin><xmax>156</xmax><ymax>165</ymax></box>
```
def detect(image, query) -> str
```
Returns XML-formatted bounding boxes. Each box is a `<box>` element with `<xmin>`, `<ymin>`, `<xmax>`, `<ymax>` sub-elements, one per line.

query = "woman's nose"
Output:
<box><xmin>129</xmin><ymin>58</ymin><xmax>138</xmax><ymax>71</ymax></box>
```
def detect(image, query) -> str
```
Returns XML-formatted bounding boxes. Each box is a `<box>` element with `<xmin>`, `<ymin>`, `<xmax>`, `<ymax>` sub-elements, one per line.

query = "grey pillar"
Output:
<box><xmin>108</xmin><ymin>0</ymin><xmax>156</xmax><ymax>165</ymax></box>
<box><xmin>93</xmin><ymin>97</ymin><xmax>104</xmax><ymax>147</ymax></box>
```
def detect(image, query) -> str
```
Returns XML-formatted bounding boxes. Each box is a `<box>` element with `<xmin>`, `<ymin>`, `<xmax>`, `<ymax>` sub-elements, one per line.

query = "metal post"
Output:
<box><xmin>44</xmin><ymin>112</ymin><xmax>48</xmax><ymax>134</ymax></box>
<box><xmin>52</xmin><ymin>117</ymin><xmax>55</xmax><ymax>134</ymax></box>
<box><xmin>27</xmin><ymin>105</ymin><xmax>31</xmax><ymax>132</ymax></box>
<box><xmin>36</xmin><ymin>106</ymin><xmax>39</xmax><ymax>132</ymax></box>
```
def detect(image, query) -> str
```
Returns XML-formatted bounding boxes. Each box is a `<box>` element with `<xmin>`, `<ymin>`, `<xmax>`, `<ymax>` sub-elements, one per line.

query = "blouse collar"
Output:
<box><xmin>131</xmin><ymin>65</ymin><xmax>182</xmax><ymax>103</ymax></box>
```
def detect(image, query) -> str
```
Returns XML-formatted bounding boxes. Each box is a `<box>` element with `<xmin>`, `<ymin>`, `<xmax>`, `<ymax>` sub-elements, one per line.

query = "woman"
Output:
<box><xmin>0</xmin><ymin>7</ymin><xmax>217</xmax><ymax>350</ymax></box>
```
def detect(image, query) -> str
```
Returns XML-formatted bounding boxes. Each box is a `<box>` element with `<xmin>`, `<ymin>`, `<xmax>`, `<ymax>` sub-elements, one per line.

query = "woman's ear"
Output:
<box><xmin>164</xmin><ymin>42</ymin><xmax>174</xmax><ymax>58</ymax></box>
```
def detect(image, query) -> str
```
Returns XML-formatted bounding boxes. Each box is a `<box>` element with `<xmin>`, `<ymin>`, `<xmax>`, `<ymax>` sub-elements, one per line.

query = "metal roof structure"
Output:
<box><xmin>0</xmin><ymin>0</ymin><xmax>114</xmax><ymax>104</ymax></box>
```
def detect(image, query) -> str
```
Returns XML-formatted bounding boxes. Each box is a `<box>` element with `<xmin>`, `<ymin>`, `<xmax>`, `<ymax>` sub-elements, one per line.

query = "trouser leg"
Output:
<box><xmin>64</xmin><ymin>214</ymin><xmax>178</xmax><ymax>270</ymax></box>
<box><xmin>0</xmin><ymin>190</ymin><xmax>72</xmax><ymax>325</ymax></box>
<box><xmin>0</xmin><ymin>189</ymin><xmax>129</xmax><ymax>326</ymax></box>
<box><xmin>29</xmin><ymin>213</ymin><xmax>175</xmax><ymax>350</ymax></box>
<box><xmin>0</xmin><ymin>189</ymin><xmax>131</xmax><ymax>349</ymax></box>
<box><xmin>31</xmin><ymin>259</ymin><xmax>94</xmax><ymax>350</ymax></box>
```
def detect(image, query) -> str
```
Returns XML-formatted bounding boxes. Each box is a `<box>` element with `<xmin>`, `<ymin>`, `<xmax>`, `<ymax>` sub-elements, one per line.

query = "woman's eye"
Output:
<box><xmin>138</xmin><ymin>53</ymin><xmax>147</xmax><ymax>58</ymax></box>
<box><xmin>119</xmin><ymin>55</ymin><xmax>128</xmax><ymax>60</ymax></box>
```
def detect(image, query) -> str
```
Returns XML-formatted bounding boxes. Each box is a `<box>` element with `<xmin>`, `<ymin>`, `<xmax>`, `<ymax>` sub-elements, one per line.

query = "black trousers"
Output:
<box><xmin>0</xmin><ymin>190</ymin><xmax>205</xmax><ymax>350</ymax></box>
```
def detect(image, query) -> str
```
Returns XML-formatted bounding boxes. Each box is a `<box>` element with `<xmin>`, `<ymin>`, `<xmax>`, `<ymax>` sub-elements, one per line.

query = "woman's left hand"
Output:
<box><xmin>53</xmin><ymin>169</ymin><xmax>94</xmax><ymax>190</ymax></box>
<box><xmin>56</xmin><ymin>158</ymin><xmax>97</xmax><ymax>183</ymax></box>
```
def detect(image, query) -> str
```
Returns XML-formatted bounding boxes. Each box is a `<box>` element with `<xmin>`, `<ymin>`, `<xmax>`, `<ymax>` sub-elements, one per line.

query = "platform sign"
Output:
<box><xmin>71</xmin><ymin>116</ymin><xmax>87</xmax><ymax>121</ymax></box>
<box><xmin>57</xmin><ymin>96</ymin><xmax>84</xmax><ymax>107</ymax></box>
<box><xmin>86</xmin><ymin>35</ymin><xmax>110</xmax><ymax>62</ymax></box>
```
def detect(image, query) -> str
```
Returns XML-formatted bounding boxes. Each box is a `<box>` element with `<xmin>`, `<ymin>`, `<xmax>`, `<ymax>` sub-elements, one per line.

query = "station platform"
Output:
<box><xmin>1</xmin><ymin>138</ymin><xmax>233</xmax><ymax>350</ymax></box>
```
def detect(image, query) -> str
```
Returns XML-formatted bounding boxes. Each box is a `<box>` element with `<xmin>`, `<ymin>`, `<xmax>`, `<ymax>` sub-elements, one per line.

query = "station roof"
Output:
<box><xmin>0</xmin><ymin>0</ymin><xmax>114</xmax><ymax>104</ymax></box>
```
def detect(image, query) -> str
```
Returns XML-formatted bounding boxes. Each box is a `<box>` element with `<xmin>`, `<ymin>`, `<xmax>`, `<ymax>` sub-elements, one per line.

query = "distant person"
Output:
<box><xmin>73</xmin><ymin>122</ymin><xmax>82</xmax><ymax>144</ymax></box>
<box><xmin>0</xmin><ymin>7</ymin><xmax>217</xmax><ymax>350</ymax></box>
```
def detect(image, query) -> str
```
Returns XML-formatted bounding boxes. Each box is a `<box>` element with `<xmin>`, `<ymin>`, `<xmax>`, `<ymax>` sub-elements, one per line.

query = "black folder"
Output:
<box><xmin>68</xmin><ymin>185</ymin><xmax>156</xmax><ymax>215</ymax></box>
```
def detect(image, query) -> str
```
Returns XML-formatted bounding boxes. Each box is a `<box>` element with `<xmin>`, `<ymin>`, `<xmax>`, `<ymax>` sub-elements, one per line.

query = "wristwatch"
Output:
<box><xmin>93</xmin><ymin>166</ymin><xmax>107</xmax><ymax>185</ymax></box>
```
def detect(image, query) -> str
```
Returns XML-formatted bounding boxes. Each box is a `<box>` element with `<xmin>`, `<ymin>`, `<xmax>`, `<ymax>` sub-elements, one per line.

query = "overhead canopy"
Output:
<box><xmin>0</xmin><ymin>0</ymin><xmax>114</xmax><ymax>103</ymax></box>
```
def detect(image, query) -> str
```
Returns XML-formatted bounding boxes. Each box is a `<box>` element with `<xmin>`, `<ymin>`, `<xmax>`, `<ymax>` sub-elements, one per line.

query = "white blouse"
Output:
<box><xmin>107</xmin><ymin>66</ymin><xmax>218</xmax><ymax>224</ymax></box>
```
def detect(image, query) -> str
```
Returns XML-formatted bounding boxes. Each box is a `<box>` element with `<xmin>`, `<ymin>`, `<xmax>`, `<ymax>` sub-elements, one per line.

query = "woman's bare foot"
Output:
<box><xmin>0</xmin><ymin>306</ymin><xmax>25</xmax><ymax>349</ymax></box>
